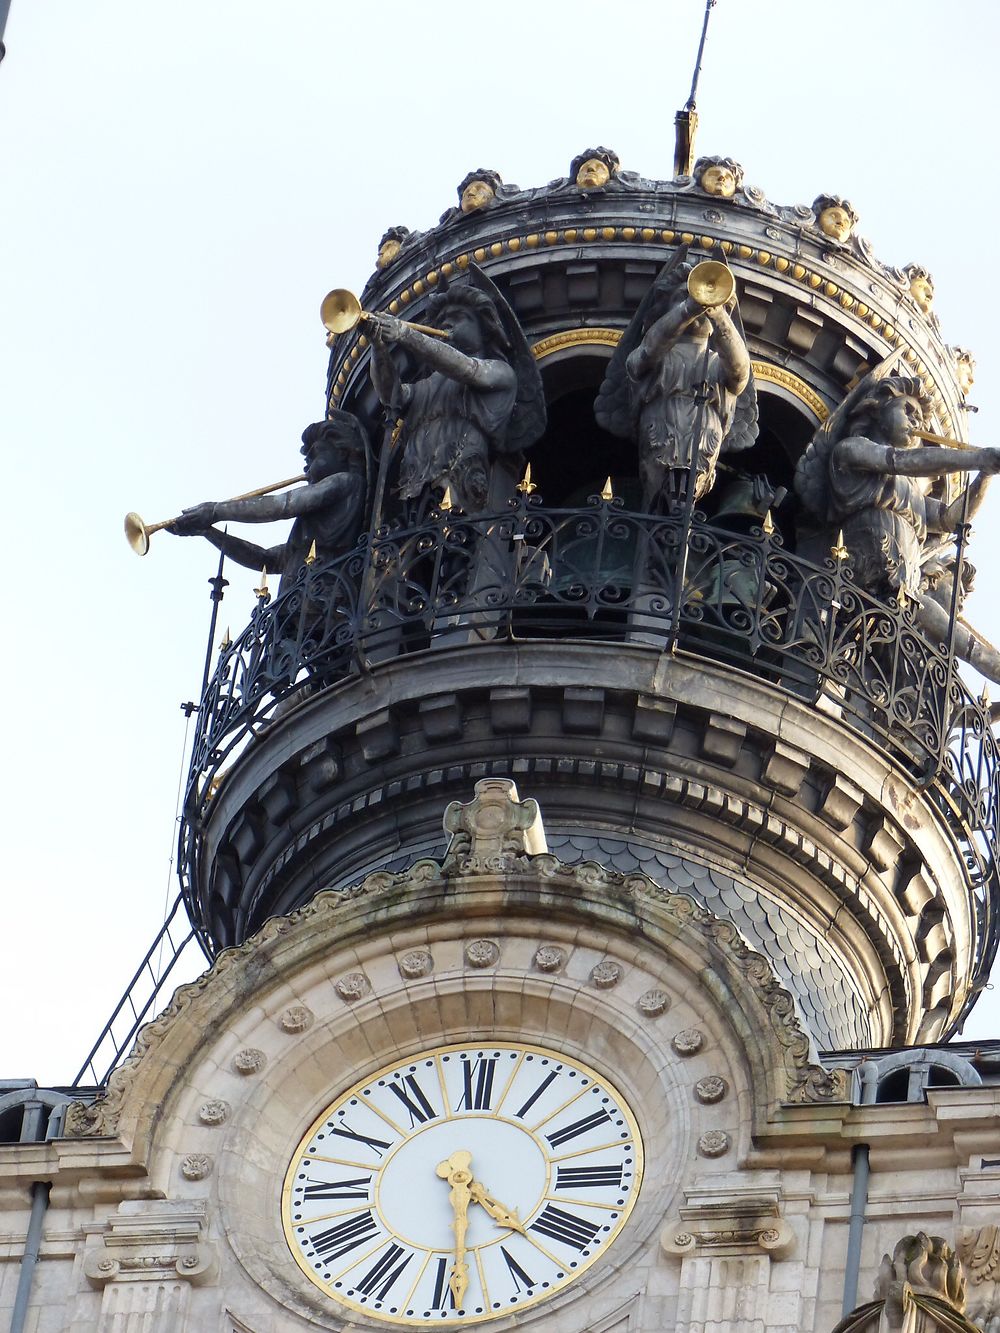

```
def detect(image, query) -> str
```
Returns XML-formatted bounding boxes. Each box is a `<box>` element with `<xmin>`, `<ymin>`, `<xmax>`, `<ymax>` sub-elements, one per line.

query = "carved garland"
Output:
<box><xmin>64</xmin><ymin>848</ymin><xmax>848</xmax><ymax>1138</ymax></box>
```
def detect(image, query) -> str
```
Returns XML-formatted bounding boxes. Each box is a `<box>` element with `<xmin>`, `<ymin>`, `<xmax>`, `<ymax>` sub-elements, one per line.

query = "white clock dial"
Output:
<box><xmin>282</xmin><ymin>1042</ymin><xmax>643</xmax><ymax>1324</ymax></box>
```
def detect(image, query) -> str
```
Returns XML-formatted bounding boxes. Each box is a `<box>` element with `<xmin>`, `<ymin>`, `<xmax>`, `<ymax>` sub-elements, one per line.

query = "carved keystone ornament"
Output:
<box><xmin>443</xmin><ymin>778</ymin><xmax>548</xmax><ymax>869</ymax></box>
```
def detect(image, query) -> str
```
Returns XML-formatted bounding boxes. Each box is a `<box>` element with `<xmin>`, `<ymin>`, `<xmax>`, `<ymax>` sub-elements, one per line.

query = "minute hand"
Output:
<box><xmin>469</xmin><ymin>1180</ymin><xmax>528</xmax><ymax>1235</ymax></box>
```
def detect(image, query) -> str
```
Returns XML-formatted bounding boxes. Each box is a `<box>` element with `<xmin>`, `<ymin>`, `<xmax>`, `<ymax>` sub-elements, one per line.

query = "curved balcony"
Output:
<box><xmin>178</xmin><ymin>495</ymin><xmax>1000</xmax><ymax>1021</ymax></box>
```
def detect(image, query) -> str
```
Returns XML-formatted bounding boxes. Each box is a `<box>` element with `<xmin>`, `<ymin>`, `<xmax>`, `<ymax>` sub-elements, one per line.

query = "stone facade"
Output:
<box><xmin>1</xmin><ymin>785</ymin><xmax>998</xmax><ymax>1331</ymax></box>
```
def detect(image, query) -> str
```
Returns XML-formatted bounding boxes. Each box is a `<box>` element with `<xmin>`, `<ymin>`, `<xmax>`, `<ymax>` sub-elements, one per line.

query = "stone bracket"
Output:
<box><xmin>83</xmin><ymin>1201</ymin><xmax>217</xmax><ymax>1289</ymax></box>
<box><xmin>661</xmin><ymin>1192</ymin><xmax>795</xmax><ymax>1260</ymax></box>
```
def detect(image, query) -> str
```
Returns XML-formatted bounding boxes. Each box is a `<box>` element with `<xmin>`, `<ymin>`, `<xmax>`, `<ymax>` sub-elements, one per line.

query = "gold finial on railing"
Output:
<box><xmin>516</xmin><ymin>462</ymin><xmax>537</xmax><ymax>496</ymax></box>
<box><xmin>305</xmin><ymin>539</ymin><xmax>318</xmax><ymax>566</ymax></box>
<box><xmin>980</xmin><ymin>683</ymin><xmax>991</xmax><ymax>710</ymax></box>
<box><xmin>762</xmin><ymin>510</ymin><xmax>775</xmax><ymax>536</ymax></box>
<box><xmin>254</xmin><ymin>567</ymin><xmax>269</xmax><ymax>600</ymax></box>
<box><xmin>219</xmin><ymin>627</ymin><xmax>231</xmax><ymax>651</ymax></box>
<box><xmin>601</xmin><ymin>476</ymin><xmax>614</xmax><ymax>502</ymax></box>
<box><xmin>831</xmin><ymin>530</ymin><xmax>849</xmax><ymax>562</ymax></box>
<box><xmin>439</xmin><ymin>485</ymin><xmax>453</xmax><ymax>513</ymax></box>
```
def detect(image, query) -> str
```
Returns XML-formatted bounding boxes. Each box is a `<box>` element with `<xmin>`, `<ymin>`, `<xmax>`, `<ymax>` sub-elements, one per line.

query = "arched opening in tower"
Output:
<box><xmin>530</xmin><ymin>351</ymin><xmax>637</xmax><ymax>507</ymax></box>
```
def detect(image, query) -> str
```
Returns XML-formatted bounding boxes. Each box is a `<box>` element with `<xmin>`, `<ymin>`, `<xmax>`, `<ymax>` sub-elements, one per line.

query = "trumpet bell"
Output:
<box><xmin>124</xmin><ymin>511</ymin><xmax>150</xmax><ymax>557</ymax></box>
<box><xmin>687</xmin><ymin>260</ymin><xmax>736</xmax><ymax>308</ymax></box>
<box><xmin>320</xmin><ymin>288</ymin><xmax>363</xmax><ymax>336</ymax></box>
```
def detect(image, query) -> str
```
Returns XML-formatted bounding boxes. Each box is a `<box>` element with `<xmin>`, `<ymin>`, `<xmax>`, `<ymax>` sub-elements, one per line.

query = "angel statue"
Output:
<box><xmin>168</xmin><ymin>412</ymin><xmax>369</xmax><ymax>589</ymax></box>
<box><xmin>367</xmin><ymin>267</ymin><xmax>546</xmax><ymax>519</ymax></box>
<box><xmin>794</xmin><ymin>356</ymin><xmax>1000</xmax><ymax>680</ymax></box>
<box><xmin>594</xmin><ymin>247</ymin><xmax>758</xmax><ymax>511</ymax></box>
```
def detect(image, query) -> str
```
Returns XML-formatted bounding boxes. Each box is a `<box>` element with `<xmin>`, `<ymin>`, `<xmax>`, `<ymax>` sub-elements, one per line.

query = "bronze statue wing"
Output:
<box><xmin>594</xmin><ymin>245</ymin><xmax>691</xmax><ymax>439</ymax></box>
<box><xmin>328</xmin><ymin>407</ymin><xmax>375</xmax><ymax>524</ymax></box>
<box><xmin>466</xmin><ymin>262</ymin><xmax>546</xmax><ymax>453</ymax></box>
<box><xmin>793</xmin><ymin>350</ymin><xmax>904</xmax><ymax>521</ymax></box>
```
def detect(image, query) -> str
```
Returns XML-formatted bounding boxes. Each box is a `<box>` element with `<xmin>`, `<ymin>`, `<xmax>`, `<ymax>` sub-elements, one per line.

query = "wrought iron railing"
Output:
<box><xmin>177</xmin><ymin>495</ymin><xmax>1000</xmax><ymax>1004</ymax></box>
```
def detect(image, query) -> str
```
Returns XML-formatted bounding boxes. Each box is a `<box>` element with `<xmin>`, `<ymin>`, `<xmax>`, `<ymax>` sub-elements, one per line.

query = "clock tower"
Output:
<box><xmin>9</xmin><ymin>150</ymin><xmax>1000</xmax><ymax>1333</ymax></box>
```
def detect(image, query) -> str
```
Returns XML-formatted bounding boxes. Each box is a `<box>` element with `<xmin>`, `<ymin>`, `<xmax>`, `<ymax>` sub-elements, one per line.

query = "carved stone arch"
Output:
<box><xmin>64</xmin><ymin>840</ymin><xmax>847</xmax><ymax>1163</ymax></box>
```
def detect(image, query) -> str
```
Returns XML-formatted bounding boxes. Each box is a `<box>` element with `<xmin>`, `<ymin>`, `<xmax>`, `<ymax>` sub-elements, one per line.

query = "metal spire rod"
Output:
<box><xmin>674</xmin><ymin>0</ymin><xmax>717</xmax><ymax>178</ymax></box>
<box><xmin>686</xmin><ymin>0</ymin><xmax>717</xmax><ymax>109</ymax></box>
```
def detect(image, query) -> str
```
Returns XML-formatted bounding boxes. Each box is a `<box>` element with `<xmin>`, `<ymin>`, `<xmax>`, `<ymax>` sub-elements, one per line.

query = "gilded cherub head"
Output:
<box><xmin>951</xmin><ymin>346</ymin><xmax>976</xmax><ymax>397</ymax></box>
<box><xmin>376</xmin><ymin>225</ymin><xmax>410</xmax><ymax>271</ymax></box>
<box><xmin>812</xmin><ymin>193</ymin><xmax>859</xmax><ymax>243</ymax></box>
<box><xmin>903</xmin><ymin>263</ymin><xmax>935</xmax><ymax>315</ymax></box>
<box><xmin>695</xmin><ymin>155</ymin><xmax>744</xmax><ymax>199</ymax></box>
<box><xmin>569</xmin><ymin>146</ymin><xmax>620</xmax><ymax>190</ymax></box>
<box><xmin>457</xmin><ymin>168</ymin><xmax>503</xmax><ymax>214</ymax></box>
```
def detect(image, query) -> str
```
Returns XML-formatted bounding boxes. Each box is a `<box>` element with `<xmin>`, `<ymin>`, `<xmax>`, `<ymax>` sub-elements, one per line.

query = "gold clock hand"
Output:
<box><xmin>436</xmin><ymin>1150</ymin><xmax>474</xmax><ymax>1308</ymax></box>
<box><xmin>469</xmin><ymin>1179</ymin><xmax>528</xmax><ymax>1236</ymax></box>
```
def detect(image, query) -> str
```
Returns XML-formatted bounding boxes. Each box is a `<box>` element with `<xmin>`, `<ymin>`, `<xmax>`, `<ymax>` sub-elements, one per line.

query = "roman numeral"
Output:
<box><xmin>387</xmin><ymin>1074</ymin><xmax>436</xmax><ymax>1126</ymax></box>
<box><xmin>431</xmin><ymin>1256</ymin><xmax>456</xmax><ymax>1309</ymax></box>
<box><xmin>545</xmin><ymin>1108</ymin><xmax>612</xmax><ymax>1148</ymax></box>
<box><xmin>513</xmin><ymin>1070</ymin><xmax>558</xmax><ymax>1120</ymax></box>
<box><xmin>326</xmin><ymin>1120</ymin><xmax>393</xmax><ymax>1158</ymax></box>
<box><xmin>459</xmin><ymin>1057</ymin><xmax>497</xmax><ymax>1111</ymax></box>
<box><xmin>355</xmin><ymin>1243</ymin><xmax>412</xmax><ymax>1299</ymax></box>
<box><xmin>500</xmin><ymin>1245</ymin><xmax>537</xmax><ymax>1293</ymax></box>
<box><xmin>301</xmin><ymin>1174</ymin><xmax>372</xmax><ymax>1201</ymax></box>
<box><xmin>309</xmin><ymin>1210</ymin><xmax>379</xmax><ymax>1260</ymax></box>
<box><xmin>554</xmin><ymin>1164</ymin><xmax>623</xmax><ymax>1190</ymax></box>
<box><xmin>529</xmin><ymin>1204</ymin><xmax>601</xmax><ymax>1252</ymax></box>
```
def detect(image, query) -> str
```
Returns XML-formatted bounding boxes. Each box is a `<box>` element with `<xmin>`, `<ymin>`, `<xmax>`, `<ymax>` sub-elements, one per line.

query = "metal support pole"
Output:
<box><xmin>666</xmin><ymin>343</ymin><xmax>712</xmax><ymax>653</ymax></box>
<box><xmin>200</xmin><ymin>545</ymin><xmax>230</xmax><ymax>701</ymax></box>
<box><xmin>939</xmin><ymin>483</ymin><xmax>973</xmax><ymax>768</ymax></box>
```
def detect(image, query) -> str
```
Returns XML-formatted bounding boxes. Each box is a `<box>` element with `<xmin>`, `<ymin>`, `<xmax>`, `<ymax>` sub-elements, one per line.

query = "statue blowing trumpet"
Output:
<box><xmin>319</xmin><ymin>289</ymin><xmax>451</xmax><ymax>346</ymax></box>
<box><xmin>124</xmin><ymin>475</ymin><xmax>304</xmax><ymax>556</ymax></box>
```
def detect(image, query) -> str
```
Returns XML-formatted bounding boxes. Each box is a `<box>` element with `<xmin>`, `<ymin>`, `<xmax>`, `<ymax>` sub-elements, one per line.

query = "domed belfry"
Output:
<box><xmin>6</xmin><ymin>148</ymin><xmax>1000</xmax><ymax>1333</ymax></box>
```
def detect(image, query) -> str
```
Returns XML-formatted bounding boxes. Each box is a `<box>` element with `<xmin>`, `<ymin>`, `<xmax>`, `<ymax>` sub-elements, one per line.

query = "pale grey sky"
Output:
<box><xmin>2</xmin><ymin>1</ymin><xmax>998</xmax><ymax>1083</ymax></box>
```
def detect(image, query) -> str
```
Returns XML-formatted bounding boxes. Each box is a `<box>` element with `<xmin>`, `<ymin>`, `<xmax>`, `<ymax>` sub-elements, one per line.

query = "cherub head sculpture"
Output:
<box><xmin>376</xmin><ymin>225</ymin><xmax>411</xmax><ymax>271</ymax></box>
<box><xmin>903</xmin><ymin>263</ymin><xmax>935</xmax><ymax>315</ymax></box>
<box><xmin>695</xmin><ymin>155</ymin><xmax>744</xmax><ymax>199</ymax></box>
<box><xmin>951</xmin><ymin>346</ymin><xmax>976</xmax><ymax>397</ymax></box>
<box><xmin>812</xmin><ymin>193</ymin><xmax>859</xmax><ymax>243</ymax></box>
<box><xmin>457</xmin><ymin>168</ymin><xmax>503</xmax><ymax>214</ymax></box>
<box><xmin>569</xmin><ymin>146</ymin><xmax>620</xmax><ymax>190</ymax></box>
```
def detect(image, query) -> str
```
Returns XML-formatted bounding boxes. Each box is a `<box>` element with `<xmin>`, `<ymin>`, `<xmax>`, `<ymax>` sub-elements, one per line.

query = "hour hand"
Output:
<box><xmin>469</xmin><ymin>1180</ymin><xmax>528</xmax><ymax>1236</ymax></box>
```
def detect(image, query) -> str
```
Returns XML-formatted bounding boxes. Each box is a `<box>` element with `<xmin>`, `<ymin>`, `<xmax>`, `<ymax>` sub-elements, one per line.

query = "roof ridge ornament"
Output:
<box><xmin>442</xmin><ymin>778</ymin><xmax>548</xmax><ymax>869</ymax></box>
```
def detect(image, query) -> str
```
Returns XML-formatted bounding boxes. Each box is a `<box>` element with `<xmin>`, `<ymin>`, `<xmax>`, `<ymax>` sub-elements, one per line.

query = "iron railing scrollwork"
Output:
<box><xmin>177</xmin><ymin>494</ymin><xmax>1000</xmax><ymax>1011</ymax></box>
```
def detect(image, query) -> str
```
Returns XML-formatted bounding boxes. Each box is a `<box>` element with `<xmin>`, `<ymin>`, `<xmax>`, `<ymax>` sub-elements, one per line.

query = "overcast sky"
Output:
<box><xmin>2</xmin><ymin>1</ymin><xmax>999</xmax><ymax>1084</ymax></box>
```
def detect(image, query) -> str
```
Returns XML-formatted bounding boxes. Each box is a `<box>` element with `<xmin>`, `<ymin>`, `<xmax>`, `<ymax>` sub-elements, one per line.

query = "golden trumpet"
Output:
<box><xmin>320</xmin><ymin>289</ymin><xmax>450</xmax><ymax>342</ymax></box>
<box><xmin>915</xmin><ymin>428</ymin><xmax>974</xmax><ymax>451</ymax></box>
<box><xmin>124</xmin><ymin>475</ymin><xmax>304</xmax><ymax>557</ymax></box>
<box><xmin>687</xmin><ymin>259</ymin><xmax>736</xmax><ymax>308</ymax></box>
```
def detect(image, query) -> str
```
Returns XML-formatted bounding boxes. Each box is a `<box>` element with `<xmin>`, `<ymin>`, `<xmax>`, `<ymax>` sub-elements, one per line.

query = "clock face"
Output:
<box><xmin>282</xmin><ymin>1042</ymin><xmax>643</xmax><ymax>1324</ymax></box>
